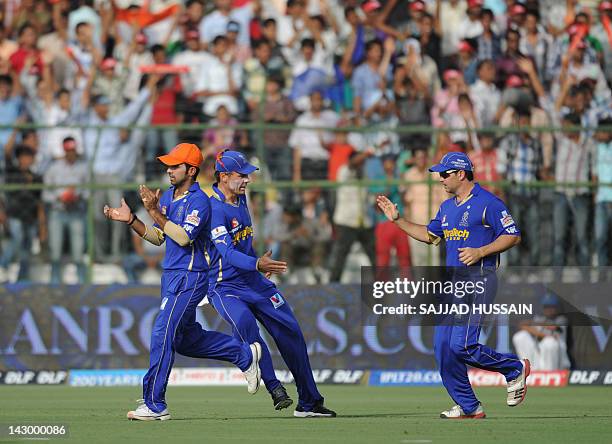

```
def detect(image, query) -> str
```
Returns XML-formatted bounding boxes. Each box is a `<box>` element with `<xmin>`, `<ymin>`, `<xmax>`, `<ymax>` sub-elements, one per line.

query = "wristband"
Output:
<box><xmin>127</xmin><ymin>213</ymin><xmax>138</xmax><ymax>226</ymax></box>
<box><xmin>392</xmin><ymin>212</ymin><xmax>400</xmax><ymax>222</ymax></box>
<box><xmin>255</xmin><ymin>258</ymin><xmax>261</xmax><ymax>271</ymax></box>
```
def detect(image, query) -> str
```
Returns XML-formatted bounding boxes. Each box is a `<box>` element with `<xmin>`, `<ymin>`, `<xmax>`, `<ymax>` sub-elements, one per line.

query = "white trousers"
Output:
<box><xmin>512</xmin><ymin>330</ymin><xmax>571</xmax><ymax>370</ymax></box>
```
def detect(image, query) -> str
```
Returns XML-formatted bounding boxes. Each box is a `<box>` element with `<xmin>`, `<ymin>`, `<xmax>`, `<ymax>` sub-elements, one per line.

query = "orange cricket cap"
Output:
<box><xmin>157</xmin><ymin>143</ymin><xmax>203</xmax><ymax>168</ymax></box>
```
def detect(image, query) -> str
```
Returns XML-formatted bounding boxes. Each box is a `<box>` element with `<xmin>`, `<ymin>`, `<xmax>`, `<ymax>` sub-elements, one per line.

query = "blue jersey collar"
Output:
<box><xmin>212</xmin><ymin>183</ymin><xmax>240</xmax><ymax>206</ymax></box>
<box><xmin>212</xmin><ymin>183</ymin><xmax>225</xmax><ymax>201</ymax></box>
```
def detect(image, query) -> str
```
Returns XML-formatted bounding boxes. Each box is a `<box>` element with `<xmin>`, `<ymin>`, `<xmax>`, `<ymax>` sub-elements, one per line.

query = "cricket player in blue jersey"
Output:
<box><xmin>205</xmin><ymin>149</ymin><xmax>336</xmax><ymax>417</ymax></box>
<box><xmin>103</xmin><ymin>143</ymin><xmax>262</xmax><ymax>421</ymax></box>
<box><xmin>377</xmin><ymin>152</ymin><xmax>530</xmax><ymax>419</ymax></box>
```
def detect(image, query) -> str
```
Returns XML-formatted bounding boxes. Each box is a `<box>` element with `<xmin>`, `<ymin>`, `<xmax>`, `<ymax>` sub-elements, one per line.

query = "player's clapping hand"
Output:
<box><xmin>103</xmin><ymin>198</ymin><xmax>132</xmax><ymax>223</ymax></box>
<box><xmin>458</xmin><ymin>247</ymin><xmax>485</xmax><ymax>266</ymax></box>
<box><xmin>139</xmin><ymin>184</ymin><xmax>161</xmax><ymax>211</ymax></box>
<box><xmin>376</xmin><ymin>195</ymin><xmax>399</xmax><ymax>221</ymax></box>
<box><xmin>257</xmin><ymin>250</ymin><xmax>288</xmax><ymax>275</ymax></box>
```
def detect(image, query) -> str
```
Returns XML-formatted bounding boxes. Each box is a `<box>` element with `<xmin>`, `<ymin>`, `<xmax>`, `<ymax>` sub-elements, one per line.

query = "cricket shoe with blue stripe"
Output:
<box><xmin>294</xmin><ymin>401</ymin><xmax>337</xmax><ymax>418</ymax></box>
<box><xmin>244</xmin><ymin>342</ymin><xmax>262</xmax><ymax>394</ymax></box>
<box><xmin>127</xmin><ymin>400</ymin><xmax>171</xmax><ymax>421</ymax></box>
<box><xmin>440</xmin><ymin>404</ymin><xmax>486</xmax><ymax>419</ymax></box>
<box><xmin>507</xmin><ymin>359</ymin><xmax>530</xmax><ymax>406</ymax></box>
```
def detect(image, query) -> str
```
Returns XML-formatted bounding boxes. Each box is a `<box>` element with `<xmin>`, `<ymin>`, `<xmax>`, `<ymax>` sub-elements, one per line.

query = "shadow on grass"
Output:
<box><xmin>169</xmin><ymin>412</ymin><xmax>429</xmax><ymax>421</ymax></box>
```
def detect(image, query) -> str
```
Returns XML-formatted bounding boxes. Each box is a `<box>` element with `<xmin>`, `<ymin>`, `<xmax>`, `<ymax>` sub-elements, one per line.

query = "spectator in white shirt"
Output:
<box><xmin>198</xmin><ymin>0</ymin><xmax>254</xmax><ymax>48</ymax></box>
<box><xmin>123</xmin><ymin>32</ymin><xmax>154</xmax><ymax>101</ymax></box>
<box><xmin>457</xmin><ymin>0</ymin><xmax>484</xmax><ymax>40</ymax></box>
<box><xmin>193</xmin><ymin>35</ymin><xmax>242</xmax><ymax>117</ymax></box>
<box><xmin>172</xmin><ymin>28</ymin><xmax>210</xmax><ymax>99</ymax></box>
<box><xmin>288</xmin><ymin>90</ymin><xmax>339</xmax><ymax>181</ymax></box>
<box><xmin>470</xmin><ymin>59</ymin><xmax>501</xmax><ymax>127</ymax></box>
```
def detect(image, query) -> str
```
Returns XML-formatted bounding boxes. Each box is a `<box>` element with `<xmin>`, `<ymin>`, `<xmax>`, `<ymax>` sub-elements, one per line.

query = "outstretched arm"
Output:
<box><xmin>376</xmin><ymin>195</ymin><xmax>435</xmax><ymax>244</ymax></box>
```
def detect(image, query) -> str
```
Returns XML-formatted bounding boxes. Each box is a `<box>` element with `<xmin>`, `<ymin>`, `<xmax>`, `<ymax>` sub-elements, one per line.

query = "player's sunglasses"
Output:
<box><xmin>439</xmin><ymin>170</ymin><xmax>458</xmax><ymax>179</ymax></box>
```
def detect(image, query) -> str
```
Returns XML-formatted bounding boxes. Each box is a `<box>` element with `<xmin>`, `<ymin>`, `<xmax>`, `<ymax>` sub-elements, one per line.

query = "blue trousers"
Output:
<box><xmin>143</xmin><ymin>270</ymin><xmax>253</xmax><ymax>413</ymax></box>
<box><xmin>209</xmin><ymin>284</ymin><xmax>323</xmax><ymax>410</ymax></box>
<box><xmin>434</xmin><ymin>272</ymin><xmax>522</xmax><ymax>414</ymax></box>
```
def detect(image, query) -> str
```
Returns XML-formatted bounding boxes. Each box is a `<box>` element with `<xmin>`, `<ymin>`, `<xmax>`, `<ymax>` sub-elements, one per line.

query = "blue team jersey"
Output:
<box><xmin>155</xmin><ymin>182</ymin><xmax>212</xmax><ymax>272</ymax></box>
<box><xmin>205</xmin><ymin>184</ymin><xmax>275</xmax><ymax>292</ymax></box>
<box><xmin>426</xmin><ymin>183</ymin><xmax>520</xmax><ymax>267</ymax></box>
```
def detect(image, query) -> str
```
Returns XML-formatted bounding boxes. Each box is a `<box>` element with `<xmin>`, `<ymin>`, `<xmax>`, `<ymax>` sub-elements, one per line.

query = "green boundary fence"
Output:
<box><xmin>1</xmin><ymin>122</ymin><xmax>610</xmax><ymax>282</ymax></box>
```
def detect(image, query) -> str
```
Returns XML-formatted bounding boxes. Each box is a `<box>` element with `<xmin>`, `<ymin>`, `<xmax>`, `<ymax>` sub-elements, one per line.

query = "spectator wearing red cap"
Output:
<box><xmin>508</xmin><ymin>3</ymin><xmax>527</xmax><ymax>28</ymax></box>
<box><xmin>558</xmin><ymin>36</ymin><xmax>611</xmax><ymax>103</ymax></box>
<box><xmin>436</xmin><ymin>0</ymin><xmax>468</xmax><ymax>60</ymax></box>
<box><xmin>498</xmin><ymin>57</ymin><xmax>554</xmax><ymax>179</ymax></box>
<box><xmin>457</xmin><ymin>0</ymin><xmax>484</xmax><ymax>41</ymax></box>
<box><xmin>172</xmin><ymin>28</ymin><xmax>209</xmax><ymax>101</ymax></box>
<box><xmin>431</xmin><ymin>69</ymin><xmax>466</xmax><ymax>128</ymax></box>
<box><xmin>42</xmin><ymin>136</ymin><xmax>89</xmax><ymax>284</ymax></box>
<box><xmin>402</xmin><ymin>1</ymin><xmax>427</xmax><ymax>38</ymax></box>
<box><xmin>92</xmin><ymin>57</ymin><xmax>129</xmax><ymax>116</ymax></box>
<box><xmin>456</xmin><ymin>39</ymin><xmax>478</xmax><ymax>85</ymax></box>
<box><xmin>123</xmin><ymin>31</ymin><xmax>154</xmax><ymax>101</ymax></box>
<box><xmin>548</xmin><ymin>16</ymin><xmax>602</xmax><ymax>82</ymax></box>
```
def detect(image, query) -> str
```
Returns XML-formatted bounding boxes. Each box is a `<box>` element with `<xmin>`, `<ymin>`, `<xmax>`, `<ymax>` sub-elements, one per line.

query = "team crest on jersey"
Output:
<box><xmin>185</xmin><ymin>209</ymin><xmax>201</xmax><ymax>226</ymax></box>
<box><xmin>500</xmin><ymin>210</ymin><xmax>515</xmax><ymax>228</ymax></box>
<box><xmin>460</xmin><ymin>211</ymin><xmax>470</xmax><ymax>227</ymax></box>
<box><xmin>161</xmin><ymin>206</ymin><xmax>167</xmax><ymax>215</ymax></box>
<box><xmin>270</xmin><ymin>293</ymin><xmax>285</xmax><ymax>309</ymax></box>
<box><xmin>231</xmin><ymin>218</ymin><xmax>239</xmax><ymax>229</ymax></box>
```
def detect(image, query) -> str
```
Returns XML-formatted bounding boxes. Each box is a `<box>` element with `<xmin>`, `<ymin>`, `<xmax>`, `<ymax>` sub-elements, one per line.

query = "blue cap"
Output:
<box><xmin>429</xmin><ymin>151</ymin><xmax>474</xmax><ymax>173</ymax></box>
<box><xmin>541</xmin><ymin>292</ymin><xmax>560</xmax><ymax>306</ymax></box>
<box><xmin>215</xmin><ymin>150</ymin><xmax>259</xmax><ymax>175</ymax></box>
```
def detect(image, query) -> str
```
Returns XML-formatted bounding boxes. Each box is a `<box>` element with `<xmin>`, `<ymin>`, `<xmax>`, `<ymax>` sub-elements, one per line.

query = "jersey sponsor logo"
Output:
<box><xmin>161</xmin><ymin>206</ymin><xmax>167</xmax><ymax>215</ymax></box>
<box><xmin>500</xmin><ymin>210</ymin><xmax>515</xmax><ymax>228</ymax></box>
<box><xmin>505</xmin><ymin>226</ymin><xmax>517</xmax><ymax>234</ymax></box>
<box><xmin>183</xmin><ymin>224</ymin><xmax>194</xmax><ymax>233</ymax></box>
<box><xmin>211</xmin><ymin>225</ymin><xmax>228</xmax><ymax>239</ymax></box>
<box><xmin>176</xmin><ymin>205</ymin><xmax>185</xmax><ymax>220</ymax></box>
<box><xmin>185</xmin><ymin>209</ymin><xmax>201</xmax><ymax>226</ymax></box>
<box><xmin>459</xmin><ymin>211</ymin><xmax>470</xmax><ymax>227</ymax></box>
<box><xmin>270</xmin><ymin>293</ymin><xmax>285</xmax><ymax>309</ymax></box>
<box><xmin>160</xmin><ymin>297</ymin><xmax>168</xmax><ymax>310</ymax></box>
<box><xmin>215</xmin><ymin>238</ymin><xmax>227</xmax><ymax>245</ymax></box>
<box><xmin>441</xmin><ymin>214</ymin><xmax>448</xmax><ymax>227</ymax></box>
<box><xmin>231</xmin><ymin>218</ymin><xmax>239</xmax><ymax>229</ymax></box>
<box><xmin>232</xmin><ymin>226</ymin><xmax>253</xmax><ymax>244</ymax></box>
<box><xmin>443</xmin><ymin>228</ymin><xmax>470</xmax><ymax>241</ymax></box>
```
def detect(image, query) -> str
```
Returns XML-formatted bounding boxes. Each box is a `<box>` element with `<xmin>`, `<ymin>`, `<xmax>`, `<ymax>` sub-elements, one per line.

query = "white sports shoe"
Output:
<box><xmin>507</xmin><ymin>359</ymin><xmax>531</xmax><ymax>407</ymax></box>
<box><xmin>440</xmin><ymin>404</ymin><xmax>486</xmax><ymax>419</ymax></box>
<box><xmin>243</xmin><ymin>342</ymin><xmax>262</xmax><ymax>394</ymax></box>
<box><xmin>127</xmin><ymin>399</ymin><xmax>171</xmax><ymax>421</ymax></box>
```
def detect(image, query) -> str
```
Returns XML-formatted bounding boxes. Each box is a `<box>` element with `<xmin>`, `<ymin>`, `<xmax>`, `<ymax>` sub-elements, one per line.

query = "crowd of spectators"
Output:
<box><xmin>0</xmin><ymin>0</ymin><xmax>611</xmax><ymax>284</ymax></box>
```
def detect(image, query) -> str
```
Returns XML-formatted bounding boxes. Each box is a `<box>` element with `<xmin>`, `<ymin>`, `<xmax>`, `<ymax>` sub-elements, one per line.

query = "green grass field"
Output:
<box><xmin>1</xmin><ymin>386</ymin><xmax>611</xmax><ymax>443</ymax></box>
